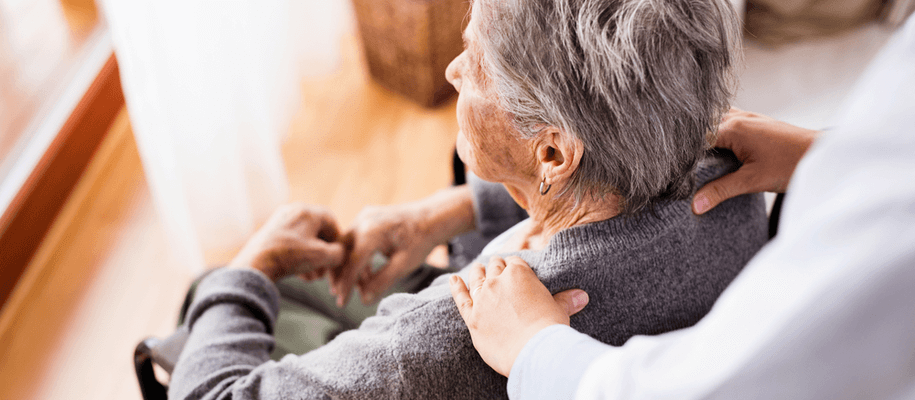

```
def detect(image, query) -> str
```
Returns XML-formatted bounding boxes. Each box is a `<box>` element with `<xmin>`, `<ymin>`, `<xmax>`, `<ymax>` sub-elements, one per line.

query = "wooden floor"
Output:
<box><xmin>0</xmin><ymin>28</ymin><xmax>458</xmax><ymax>400</ymax></box>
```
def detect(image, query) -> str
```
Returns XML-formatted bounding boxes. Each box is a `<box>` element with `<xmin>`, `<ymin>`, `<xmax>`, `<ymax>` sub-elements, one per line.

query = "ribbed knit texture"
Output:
<box><xmin>169</xmin><ymin>153</ymin><xmax>768</xmax><ymax>400</ymax></box>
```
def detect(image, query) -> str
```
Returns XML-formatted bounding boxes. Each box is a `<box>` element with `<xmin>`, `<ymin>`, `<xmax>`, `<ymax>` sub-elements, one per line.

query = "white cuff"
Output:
<box><xmin>507</xmin><ymin>324</ymin><xmax>613</xmax><ymax>400</ymax></box>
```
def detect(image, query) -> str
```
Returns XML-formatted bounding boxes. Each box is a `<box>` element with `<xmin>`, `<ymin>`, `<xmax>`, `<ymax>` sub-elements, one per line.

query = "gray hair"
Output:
<box><xmin>472</xmin><ymin>0</ymin><xmax>741</xmax><ymax>214</ymax></box>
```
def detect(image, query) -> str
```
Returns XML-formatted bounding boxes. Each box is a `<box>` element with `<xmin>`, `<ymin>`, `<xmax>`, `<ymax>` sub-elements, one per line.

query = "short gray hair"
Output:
<box><xmin>473</xmin><ymin>0</ymin><xmax>741</xmax><ymax>214</ymax></box>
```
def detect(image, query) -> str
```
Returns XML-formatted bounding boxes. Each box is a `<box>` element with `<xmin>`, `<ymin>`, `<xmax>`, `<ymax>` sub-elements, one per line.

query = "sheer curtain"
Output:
<box><xmin>100</xmin><ymin>0</ymin><xmax>346</xmax><ymax>271</ymax></box>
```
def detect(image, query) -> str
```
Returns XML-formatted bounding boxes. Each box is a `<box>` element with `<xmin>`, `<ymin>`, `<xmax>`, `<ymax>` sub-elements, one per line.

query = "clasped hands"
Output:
<box><xmin>229</xmin><ymin>186</ymin><xmax>475</xmax><ymax>307</ymax></box>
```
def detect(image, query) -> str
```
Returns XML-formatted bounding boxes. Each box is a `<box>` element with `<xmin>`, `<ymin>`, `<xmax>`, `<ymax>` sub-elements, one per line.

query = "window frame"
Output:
<box><xmin>0</xmin><ymin>35</ymin><xmax>124</xmax><ymax>309</ymax></box>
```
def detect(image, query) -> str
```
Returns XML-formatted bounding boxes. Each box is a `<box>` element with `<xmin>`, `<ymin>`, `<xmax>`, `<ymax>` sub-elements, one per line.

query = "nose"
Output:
<box><xmin>446</xmin><ymin>52</ymin><xmax>464</xmax><ymax>92</ymax></box>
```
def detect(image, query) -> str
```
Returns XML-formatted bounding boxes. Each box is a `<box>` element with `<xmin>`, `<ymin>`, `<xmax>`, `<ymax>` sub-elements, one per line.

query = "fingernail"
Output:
<box><xmin>449</xmin><ymin>275</ymin><xmax>458</xmax><ymax>285</ymax></box>
<box><xmin>573</xmin><ymin>291</ymin><xmax>589</xmax><ymax>309</ymax></box>
<box><xmin>693</xmin><ymin>195</ymin><xmax>710</xmax><ymax>214</ymax></box>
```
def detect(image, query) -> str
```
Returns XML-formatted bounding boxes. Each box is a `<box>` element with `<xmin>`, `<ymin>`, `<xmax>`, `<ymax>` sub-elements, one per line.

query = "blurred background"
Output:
<box><xmin>0</xmin><ymin>0</ymin><xmax>911</xmax><ymax>398</ymax></box>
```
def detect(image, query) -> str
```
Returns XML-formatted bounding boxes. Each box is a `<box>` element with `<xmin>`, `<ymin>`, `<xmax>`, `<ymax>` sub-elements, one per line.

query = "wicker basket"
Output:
<box><xmin>351</xmin><ymin>0</ymin><xmax>468</xmax><ymax>107</ymax></box>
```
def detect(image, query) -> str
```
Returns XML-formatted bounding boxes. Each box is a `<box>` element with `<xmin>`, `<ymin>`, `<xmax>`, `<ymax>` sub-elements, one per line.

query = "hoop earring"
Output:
<box><xmin>539</xmin><ymin>176</ymin><xmax>552</xmax><ymax>196</ymax></box>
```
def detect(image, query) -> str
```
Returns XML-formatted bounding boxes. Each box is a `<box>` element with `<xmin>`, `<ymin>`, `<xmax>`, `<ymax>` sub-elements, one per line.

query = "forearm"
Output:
<box><xmin>170</xmin><ymin>268</ymin><xmax>406</xmax><ymax>399</ymax></box>
<box><xmin>418</xmin><ymin>175</ymin><xmax>529</xmax><ymax>245</ymax></box>
<box><xmin>169</xmin><ymin>268</ymin><xmax>281</xmax><ymax>400</ymax></box>
<box><xmin>413</xmin><ymin>184</ymin><xmax>476</xmax><ymax>244</ymax></box>
<box><xmin>168</xmin><ymin>268</ymin><xmax>388</xmax><ymax>400</ymax></box>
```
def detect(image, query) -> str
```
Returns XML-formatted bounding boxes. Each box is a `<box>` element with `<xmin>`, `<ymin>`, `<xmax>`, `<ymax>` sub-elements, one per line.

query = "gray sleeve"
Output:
<box><xmin>169</xmin><ymin>268</ymin><xmax>406</xmax><ymax>399</ymax></box>
<box><xmin>169</xmin><ymin>268</ymin><xmax>506</xmax><ymax>400</ymax></box>
<box><xmin>468</xmin><ymin>172</ymin><xmax>528</xmax><ymax>237</ymax></box>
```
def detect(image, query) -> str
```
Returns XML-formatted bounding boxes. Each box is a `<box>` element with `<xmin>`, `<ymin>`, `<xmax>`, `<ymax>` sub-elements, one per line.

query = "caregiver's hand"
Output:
<box><xmin>229</xmin><ymin>203</ymin><xmax>346</xmax><ymax>282</ymax></box>
<box><xmin>692</xmin><ymin>108</ymin><xmax>822</xmax><ymax>214</ymax></box>
<box><xmin>450</xmin><ymin>256</ymin><xmax>589</xmax><ymax>377</ymax></box>
<box><xmin>331</xmin><ymin>185</ymin><xmax>476</xmax><ymax>306</ymax></box>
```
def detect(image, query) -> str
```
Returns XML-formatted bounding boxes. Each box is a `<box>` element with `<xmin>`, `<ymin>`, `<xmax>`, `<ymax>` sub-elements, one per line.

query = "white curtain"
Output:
<box><xmin>100</xmin><ymin>0</ymin><xmax>346</xmax><ymax>271</ymax></box>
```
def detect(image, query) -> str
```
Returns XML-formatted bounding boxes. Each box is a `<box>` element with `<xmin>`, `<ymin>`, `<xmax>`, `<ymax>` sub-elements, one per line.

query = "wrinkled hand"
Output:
<box><xmin>229</xmin><ymin>204</ymin><xmax>346</xmax><ymax>282</ymax></box>
<box><xmin>330</xmin><ymin>204</ymin><xmax>439</xmax><ymax>306</ymax></box>
<box><xmin>330</xmin><ymin>186</ymin><xmax>475</xmax><ymax>307</ymax></box>
<box><xmin>693</xmin><ymin>108</ymin><xmax>822</xmax><ymax>214</ymax></box>
<box><xmin>449</xmin><ymin>256</ymin><xmax>589</xmax><ymax>377</ymax></box>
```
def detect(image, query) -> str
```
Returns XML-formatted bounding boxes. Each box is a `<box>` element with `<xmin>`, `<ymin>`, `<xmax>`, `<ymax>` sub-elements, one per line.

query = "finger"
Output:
<box><xmin>330</xmin><ymin>232</ymin><xmax>373</xmax><ymax>307</ymax></box>
<box><xmin>297</xmin><ymin>267</ymin><xmax>324</xmax><ymax>281</ymax></box>
<box><xmin>714</xmin><ymin>116</ymin><xmax>743</xmax><ymax>150</ymax></box>
<box><xmin>449</xmin><ymin>275</ymin><xmax>474</xmax><ymax>322</ymax></box>
<box><xmin>313</xmin><ymin>210</ymin><xmax>341</xmax><ymax>243</ymax></box>
<box><xmin>301</xmin><ymin>240</ymin><xmax>346</xmax><ymax>271</ymax></box>
<box><xmin>485</xmin><ymin>256</ymin><xmax>507</xmax><ymax>278</ymax></box>
<box><xmin>719</xmin><ymin>108</ymin><xmax>733</xmax><ymax>125</ymax></box>
<box><xmin>552</xmin><ymin>289</ymin><xmax>590</xmax><ymax>317</ymax></box>
<box><xmin>723</xmin><ymin>106</ymin><xmax>744</xmax><ymax>120</ymax></box>
<box><xmin>467</xmin><ymin>262</ymin><xmax>486</xmax><ymax>291</ymax></box>
<box><xmin>503</xmin><ymin>255</ymin><xmax>531</xmax><ymax>270</ymax></box>
<box><xmin>715</xmin><ymin>108</ymin><xmax>765</xmax><ymax>153</ymax></box>
<box><xmin>502</xmin><ymin>256</ymin><xmax>536</xmax><ymax>280</ymax></box>
<box><xmin>357</xmin><ymin>251</ymin><xmax>413</xmax><ymax>304</ymax></box>
<box><xmin>692</xmin><ymin>168</ymin><xmax>755</xmax><ymax>215</ymax></box>
<box><xmin>284</xmin><ymin>204</ymin><xmax>337</xmax><ymax>239</ymax></box>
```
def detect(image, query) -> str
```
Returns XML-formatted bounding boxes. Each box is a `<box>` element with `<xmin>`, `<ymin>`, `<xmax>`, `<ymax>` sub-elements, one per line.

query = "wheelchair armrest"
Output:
<box><xmin>134</xmin><ymin>325</ymin><xmax>190</xmax><ymax>400</ymax></box>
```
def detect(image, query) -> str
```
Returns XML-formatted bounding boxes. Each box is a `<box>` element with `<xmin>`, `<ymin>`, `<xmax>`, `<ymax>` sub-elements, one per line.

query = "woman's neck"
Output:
<box><xmin>502</xmin><ymin>184</ymin><xmax>622</xmax><ymax>251</ymax></box>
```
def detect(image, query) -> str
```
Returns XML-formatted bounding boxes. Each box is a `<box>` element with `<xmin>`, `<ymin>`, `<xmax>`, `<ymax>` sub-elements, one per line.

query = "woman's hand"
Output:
<box><xmin>693</xmin><ymin>108</ymin><xmax>822</xmax><ymax>214</ymax></box>
<box><xmin>228</xmin><ymin>204</ymin><xmax>346</xmax><ymax>282</ymax></box>
<box><xmin>449</xmin><ymin>256</ymin><xmax>589</xmax><ymax>377</ymax></box>
<box><xmin>331</xmin><ymin>203</ymin><xmax>440</xmax><ymax>306</ymax></box>
<box><xmin>330</xmin><ymin>185</ymin><xmax>476</xmax><ymax>306</ymax></box>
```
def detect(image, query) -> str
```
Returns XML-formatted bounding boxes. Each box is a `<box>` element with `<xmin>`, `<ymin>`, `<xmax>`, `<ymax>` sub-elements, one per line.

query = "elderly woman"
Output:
<box><xmin>169</xmin><ymin>0</ymin><xmax>767</xmax><ymax>399</ymax></box>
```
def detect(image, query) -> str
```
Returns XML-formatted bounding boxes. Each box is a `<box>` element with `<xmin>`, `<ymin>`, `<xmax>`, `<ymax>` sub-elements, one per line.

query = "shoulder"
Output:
<box><xmin>684</xmin><ymin>150</ymin><xmax>769</xmax><ymax>256</ymax></box>
<box><xmin>371</xmin><ymin>282</ymin><xmax>509</xmax><ymax>398</ymax></box>
<box><xmin>697</xmin><ymin>149</ymin><xmax>741</xmax><ymax>187</ymax></box>
<box><xmin>695</xmin><ymin>151</ymin><xmax>769</xmax><ymax>249</ymax></box>
<box><xmin>531</xmin><ymin>154</ymin><xmax>769</xmax><ymax>344</ymax></box>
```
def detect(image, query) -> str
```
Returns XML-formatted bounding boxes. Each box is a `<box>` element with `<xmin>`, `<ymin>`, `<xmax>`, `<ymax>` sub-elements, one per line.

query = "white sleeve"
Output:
<box><xmin>507</xmin><ymin>325</ymin><xmax>612</xmax><ymax>400</ymax></box>
<box><xmin>514</xmin><ymin>16</ymin><xmax>915</xmax><ymax>400</ymax></box>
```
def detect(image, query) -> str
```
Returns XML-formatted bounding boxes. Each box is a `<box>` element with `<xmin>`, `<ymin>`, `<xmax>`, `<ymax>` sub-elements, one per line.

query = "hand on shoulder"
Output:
<box><xmin>450</xmin><ymin>256</ymin><xmax>589</xmax><ymax>377</ymax></box>
<box><xmin>693</xmin><ymin>108</ymin><xmax>821</xmax><ymax>214</ymax></box>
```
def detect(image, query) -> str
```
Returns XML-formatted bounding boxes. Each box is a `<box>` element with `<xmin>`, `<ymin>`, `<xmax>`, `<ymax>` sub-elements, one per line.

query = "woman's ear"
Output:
<box><xmin>535</xmin><ymin>128</ymin><xmax>583</xmax><ymax>188</ymax></box>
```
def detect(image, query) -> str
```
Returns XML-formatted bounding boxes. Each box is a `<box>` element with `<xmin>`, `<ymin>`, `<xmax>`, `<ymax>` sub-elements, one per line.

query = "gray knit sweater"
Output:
<box><xmin>169</xmin><ymin>155</ymin><xmax>768</xmax><ymax>400</ymax></box>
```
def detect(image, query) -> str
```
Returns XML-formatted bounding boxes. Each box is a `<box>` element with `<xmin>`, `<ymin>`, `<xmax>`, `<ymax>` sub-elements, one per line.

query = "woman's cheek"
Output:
<box><xmin>456</xmin><ymin>89</ymin><xmax>522</xmax><ymax>183</ymax></box>
<box><xmin>455</xmin><ymin>96</ymin><xmax>488</xmax><ymax>175</ymax></box>
<box><xmin>455</xmin><ymin>130</ymin><xmax>472</xmax><ymax>167</ymax></box>
<box><xmin>456</xmin><ymin>126</ymin><xmax>496</xmax><ymax>181</ymax></box>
